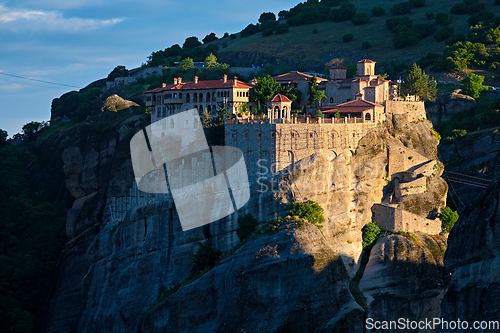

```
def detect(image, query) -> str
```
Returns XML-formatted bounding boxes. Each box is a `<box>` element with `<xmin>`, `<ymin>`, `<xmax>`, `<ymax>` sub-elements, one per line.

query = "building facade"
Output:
<box><xmin>145</xmin><ymin>74</ymin><xmax>255</xmax><ymax>125</ymax></box>
<box><xmin>320</xmin><ymin>59</ymin><xmax>398</xmax><ymax>106</ymax></box>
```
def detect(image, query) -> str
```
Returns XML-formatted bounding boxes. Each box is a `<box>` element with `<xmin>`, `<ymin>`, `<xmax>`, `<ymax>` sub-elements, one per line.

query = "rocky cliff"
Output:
<box><xmin>43</xmin><ymin>104</ymin><xmax>449</xmax><ymax>332</ymax></box>
<box><xmin>440</xmin><ymin>179</ymin><xmax>500</xmax><ymax>332</ymax></box>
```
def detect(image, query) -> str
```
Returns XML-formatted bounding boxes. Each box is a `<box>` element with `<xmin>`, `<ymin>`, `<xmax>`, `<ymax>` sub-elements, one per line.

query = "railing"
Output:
<box><xmin>225</xmin><ymin>117</ymin><xmax>368</xmax><ymax>125</ymax></box>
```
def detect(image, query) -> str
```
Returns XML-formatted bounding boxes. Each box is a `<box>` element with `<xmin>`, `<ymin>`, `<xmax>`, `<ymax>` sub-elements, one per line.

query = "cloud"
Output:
<box><xmin>0</xmin><ymin>4</ymin><xmax>123</xmax><ymax>32</ymax></box>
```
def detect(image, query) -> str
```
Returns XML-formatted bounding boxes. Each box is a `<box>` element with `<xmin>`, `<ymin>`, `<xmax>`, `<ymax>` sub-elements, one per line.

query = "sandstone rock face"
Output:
<box><xmin>426</xmin><ymin>90</ymin><xmax>476</xmax><ymax>127</ymax></box>
<box><xmin>440</xmin><ymin>180</ymin><xmax>500</xmax><ymax>331</ymax></box>
<box><xmin>360</xmin><ymin>233</ymin><xmax>449</xmax><ymax>333</ymax></box>
<box><xmin>102</xmin><ymin>94</ymin><xmax>140</xmax><ymax>112</ymax></box>
<box><xmin>141</xmin><ymin>223</ymin><xmax>364</xmax><ymax>333</ymax></box>
<box><xmin>43</xmin><ymin>105</ymin><xmax>447</xmax><ymax>332</ymax></box>
<box><xmin>42</xmin><ymin>112</ymin><xmax>150</xmax><ymax>333</ymax></box>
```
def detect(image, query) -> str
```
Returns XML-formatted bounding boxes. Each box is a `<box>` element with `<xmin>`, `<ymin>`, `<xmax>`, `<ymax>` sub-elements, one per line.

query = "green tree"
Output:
<box><xmin>21</xmin><ymin>121</ymin><xmax>48</xmax><ymax>142</ymax></box>
<box><xmin>435</xmin><ymin>12</ymin><xmax>448</xmax><ymax>25</ymax></box>
<box><xmin>351</xmin><ymin>13</ymin><xmax>370</xmax><ymax>25</ymax></box>
<box><xmin>204</xmin><ymin>53</ymin><xmax>219</xmax><ymax>70</ymax></box>
<box><xmin>179</xmin><ymin>57</ymin><xmax>195</xmax><ymax>71</ymax></box>
<box><xmin>371</xmin><ymin>6</ymin><xmax>385</xmax><ymax>16</ymax></box>
<box><xmin>191</xmin><ymin>242</ymin><xmax>221</xmax><ymax>274</ymax></box>
<box><xmin>310</xmin><ymin>75</ymin><xmax>327</xmax><ymax>107</ymax></box>
<box><xmin>183</xmin><ymin>36</ymin><xmax>202</xmax><ymax>49</ymax></box>
<box><xmin>439</xmin><ymin>206</ymin><xmax>459</xmax><ymax>232</ymax></box>
<box><xmin>401</xmin><ymin>63</ymin><xmax>437</xmax><ymax>101</ymax></box>
<box><xmin>236</xmin><ymin>213</ymin><xmax>258</xmax><ymax>241</ymax></box>
<box><xmin>0</xmin><ymin>129</ymin><xmax>7</xmax><ymax>145</ymax></box>
<box><xmin>252</xmin><ymin>75</ymin><xmax>283</xmax><ymax>106</ymax></box>
<box><xmin>201</xmin><ymin>110</ymin><xmax>211</xmax><ymax>128</ymax></box>
<box><xmin>342</xmin><ymin>33</ymin><xmax>354</xmax><ymax>42</ymax></box>
<box><xmin>462</xmin><ymin>73</ymin><xmax>487</xmax><ymax>99</ymax></box>
<box><xmin>290</xmin><ymin>200</ymin><xmax>325</xmax><ymax>228</ymax></box>
<box><xmin>106</xmin><ymin>65</ymin><xmax>128</xmax><ymax>82</ymax></box>
<box><xmin>202</xmin><ymin>32</ymin><xmax>218</xmax><ymax>44</ymax></box>
<box><xmin>336</xmin><ymin>110</ymin><xmax>341</xmax><ymax>118</ymax></box>
<box><xmin>362</xmin><ymin>221</ymin><xmax>381</xmax><ymax>249</ymax></box>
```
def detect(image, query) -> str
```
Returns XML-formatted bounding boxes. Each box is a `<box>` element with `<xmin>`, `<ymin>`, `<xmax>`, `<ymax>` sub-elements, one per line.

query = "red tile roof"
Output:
<box><xmin>144</xmin><ymin>78</ymin><xmax>253</xmax><ymax>94</ymax></box>
<box><xmin>336</xmin><ymin>100</ymin><xmax>384</xmax><ymax>108</ymax></box>
<box><xmin>273</xmin><ymin>71</ymin><xmax>327</xmax><ymax>82</ymax></box>
<box><xmin>330</xmin><ymin>64</ymin><xmax>347</xmax><ymax>69</ymax></box>
<box><xmin>322</xmin><ymin>108</ymin><xmax>368</xmax><ymax>114</ymax></box>
<box><xmin>357</xmin><ymin>59</ymin><xmax>376</xmax><ymax>63</ymax></box>
<box><xmin>267</xmin><ymin>94</ymin><xmax>292</xmax><ymax>103</ymax></box>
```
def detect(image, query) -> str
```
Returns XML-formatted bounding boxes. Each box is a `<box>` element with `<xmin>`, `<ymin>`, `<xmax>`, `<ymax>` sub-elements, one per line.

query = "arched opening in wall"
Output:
<box><xmin>287</xmin><ymin>150</ymin><xmax>295</xmax><ymax>169</ymax></box>
<box><xmin>198</xmin><ymin>105</ymin><xmax>203</xmax><ymax>114</ymax></box>
<box><xmin>199</xmin><ymin>93</ymin><xmax>203</xmax><ymax>102</ymax></box>
<box><xmin>212</xmin><ymin>105</ymin><xmax>217</xmax><ymax>116</ymax></box>
<box><xmin>186</xmin><ymin>93</ymin><xmax>190</xmax><ymax>102</ymax></box>
<box><xmin>330</xmin><ymin>97</ymin><xmax>334</xmax><ymax>103</ymax></box>
<box><xmin>207</xmin><ymin>105</ymin><xmax>212</xmax><ymax>114</ymax></box>
<box><xmin>194</xmin><ymin>105</ymin><xmax>198</xmax><ymax>111</ymax></box>
<box><xmin>274</xmin><ymin>106</ymin><xmax>280</xmax><ymax>118</ymax></box>
<box><xmin>365</xmin><ymin>113</ymin><xmax>371</xmax><ymax>121</ymax></box>
<box><xmin>291</xmin><ymin>131</ymin><xmax>299</xmax><ymax>149</ymax></box>
<box><xmin>392</xmin><ymin>177</ymin><xmax>401</xmax><ymax>193</ymax></box>
<box><xmin>206</xmin><ymin>92</ymin><xmax>210</xmax><ymax>101</ymax></box>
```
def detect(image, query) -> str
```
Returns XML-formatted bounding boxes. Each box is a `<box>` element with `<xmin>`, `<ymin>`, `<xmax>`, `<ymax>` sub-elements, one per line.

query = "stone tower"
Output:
<box><xmin>329</xmin><ymin>64</ymin><xmax>347</xmax><ymax>79</ymax></box>
<box><xmin>357</xmin><ymin>59</ymin><xmax>376</xmax><ymax>76</ymax></box>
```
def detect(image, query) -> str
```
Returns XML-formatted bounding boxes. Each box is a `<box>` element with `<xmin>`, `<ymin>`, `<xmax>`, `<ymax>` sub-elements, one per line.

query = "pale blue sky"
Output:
<box><xmin>0</xmin><ymin>0</ymin><xmax>298</xmax><ymax>137</ymax></box>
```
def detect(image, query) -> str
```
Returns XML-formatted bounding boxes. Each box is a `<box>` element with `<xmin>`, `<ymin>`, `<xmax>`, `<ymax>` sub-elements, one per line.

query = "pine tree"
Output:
<box><xmin>204</xmin><ymin>53</ymin><xmax>219</xmax><ymax>70</ymax></box>
<box><xmin>201</xmin><ymin>110</ymin><xmax>211</xmax><ymax>128</ymax></box>
<box><xmin>310</xmin><ymin>75</ymin><xmax>327</xmax><ymax>107</ymax></box>
<box><xmin>401</xmin><ymin>63</ymin><xmax>437</xmax><ymax>101</ymax></box>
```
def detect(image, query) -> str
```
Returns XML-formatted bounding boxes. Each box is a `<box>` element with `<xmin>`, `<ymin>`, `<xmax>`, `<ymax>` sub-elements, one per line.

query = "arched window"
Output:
<box><xmin>330</xmin><ymin>97</ymin><xmax>334</xmax><ymax>103</ymax></box>
<box><xmin>186</xmin><ymin>93</ymin><xmax>190</xmax><ymax>102</ymax></box>
<box><xmin>365</xmin><ymin>113</ymin><xmax>371</xmax><ymax>121</ymax></box>
<box><xmin>199</xmin><ymin>93</ymin><xmax>203</xmax><ymax>102</ymax></box>
<box><xmin>206</xmin><ymin>92</ymin><xmax>210</xmax><ymax>101</ymax></box>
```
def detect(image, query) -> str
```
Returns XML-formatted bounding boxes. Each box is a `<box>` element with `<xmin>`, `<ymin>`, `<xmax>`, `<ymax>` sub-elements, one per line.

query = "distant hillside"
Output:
<box><xmin>210</xmin><ymin>0</ymin><xmax>500</xmax><ymax>67</ymax></box>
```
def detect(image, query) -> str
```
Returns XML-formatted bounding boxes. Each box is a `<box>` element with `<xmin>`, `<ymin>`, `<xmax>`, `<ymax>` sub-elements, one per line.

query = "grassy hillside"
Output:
<box><xmin>209</xmin><ymin>0</ymin><xmax>500</xmax><ymax>66</ymax></box>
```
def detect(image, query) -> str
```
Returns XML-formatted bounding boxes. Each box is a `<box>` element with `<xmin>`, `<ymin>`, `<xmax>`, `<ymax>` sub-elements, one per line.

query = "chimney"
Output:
<box><xmin>233</xmin><ymin>76</ymin><xmax>238</xmax><ymax>86</ymax></box>
<box><xmin>223</xmin><ymin>74</ymin><xmax>227</xmax><ymax>83</ymax></box>
<box><xmin>194</xmin><ymin>76</ymin><xmax>198</xmax><ymax>84</ymax></box>
<box><xmin>178</xmin><ymin>77</ymin><xmax>182</xmax><ymax>84</ymax></box>
<box><xmin>162</xmin><ymin>83</ymin><xmax>166</xmax><ymax>88</ymax></box>
<box><xmin>174</xmin><ymin>78</ymin><xmax>178</xmax><ymax>85</ymax></box>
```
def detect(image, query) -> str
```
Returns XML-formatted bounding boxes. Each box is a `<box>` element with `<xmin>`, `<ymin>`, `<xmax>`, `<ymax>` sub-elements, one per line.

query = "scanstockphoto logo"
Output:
<box><xmin>130</xmin><ymin>109</ymin><xmax>250</xmax><ymax>231</ymax></box>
